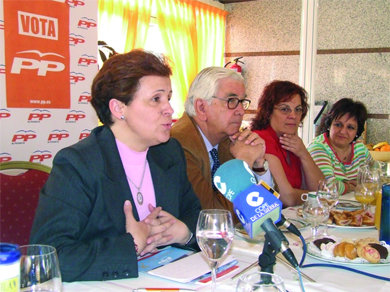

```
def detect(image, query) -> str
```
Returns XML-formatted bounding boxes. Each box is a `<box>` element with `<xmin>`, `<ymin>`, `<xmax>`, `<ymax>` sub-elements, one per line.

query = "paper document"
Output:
<box><xmin>148</xmin><ymin>252</ymin><xmax>237</xmax><ymax>283</ymax></box>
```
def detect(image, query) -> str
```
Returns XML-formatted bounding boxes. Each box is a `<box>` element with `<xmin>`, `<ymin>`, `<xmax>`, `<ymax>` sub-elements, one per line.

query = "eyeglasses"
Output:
<box><xmin>274</xmin><ymin>105</ymin><xmax>303</xmax><ymax>115</ymax></box>
<box><xmin>212</xmin><ymin>96</ymin><xmax>251</xmax><ymax>110</ymax></box>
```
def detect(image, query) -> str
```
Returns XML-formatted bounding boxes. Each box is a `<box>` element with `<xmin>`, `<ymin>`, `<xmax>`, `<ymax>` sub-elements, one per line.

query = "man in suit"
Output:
<box><xmin>171</xmin><ymin>67</ymin><xmax>271</xmax><ymax>219</ymax></box>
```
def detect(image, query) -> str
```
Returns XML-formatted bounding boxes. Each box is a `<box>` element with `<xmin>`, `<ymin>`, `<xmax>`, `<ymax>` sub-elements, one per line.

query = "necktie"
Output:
<box><xmin>210</xmin><ymin>148</ymin><xmax>220</xmax><ymax>190</ymax></box>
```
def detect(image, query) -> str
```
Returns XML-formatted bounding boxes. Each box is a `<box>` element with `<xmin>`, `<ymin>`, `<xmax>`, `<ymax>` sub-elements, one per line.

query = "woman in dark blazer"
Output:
<box><xmin>30</xmin><ymin>50</ymin><xmax>201</xmax><ymax>282</ymax></box>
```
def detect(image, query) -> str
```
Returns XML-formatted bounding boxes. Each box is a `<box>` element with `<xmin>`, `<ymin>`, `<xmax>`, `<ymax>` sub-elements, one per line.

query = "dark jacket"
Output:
<box><xmin>30</xmin><ymin>126</ymin><xmax>201</xmax><ymax>282</ymax></box>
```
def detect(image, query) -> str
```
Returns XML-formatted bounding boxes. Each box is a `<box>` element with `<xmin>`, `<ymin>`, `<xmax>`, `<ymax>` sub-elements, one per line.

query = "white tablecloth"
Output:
<box><xmin>63</xmin><ymin>193</ymin><xmax>390</xmax><ymax>292</ymax></box>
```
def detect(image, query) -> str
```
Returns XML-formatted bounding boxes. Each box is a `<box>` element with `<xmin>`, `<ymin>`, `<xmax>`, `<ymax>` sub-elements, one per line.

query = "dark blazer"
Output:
<box><xmin>30</xmin><ymin>126</ymin><xmax>201</xmax><ymax>282</ymax></box>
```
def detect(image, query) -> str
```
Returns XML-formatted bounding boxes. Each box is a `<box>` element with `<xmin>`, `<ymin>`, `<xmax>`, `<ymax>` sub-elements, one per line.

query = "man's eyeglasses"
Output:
<box><xmin>274</xmin><ymin>105</ymin><xmax>303</xmax><ymax>115</ymax></box>
<box><xmin>212</xmin><ymin>96</ymin><xmax>251</xmax><ymax>110</ymax></box>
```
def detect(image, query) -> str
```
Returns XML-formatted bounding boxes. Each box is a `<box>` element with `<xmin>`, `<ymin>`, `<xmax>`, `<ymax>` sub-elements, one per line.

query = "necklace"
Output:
<box><xmin>126</xmin><ymin>159</ymin><xmax>147</xmax><ymax>205</ymax></box>
<box><xmin>332</xmin><ymin>144</ymin><xmax>351</xmax><ymax>163</ymax></box>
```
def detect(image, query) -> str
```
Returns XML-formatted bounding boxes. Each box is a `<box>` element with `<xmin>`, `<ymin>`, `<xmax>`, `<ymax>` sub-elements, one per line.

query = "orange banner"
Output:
<box><xmin>4</xmin><ymin>0</ymin><xmax>70</xmax><ymax>108</ymax></box>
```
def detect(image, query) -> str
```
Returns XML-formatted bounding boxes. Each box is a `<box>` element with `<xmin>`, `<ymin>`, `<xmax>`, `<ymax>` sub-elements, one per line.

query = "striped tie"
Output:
<box><xmin>210</xmin><ymin>148</ymin><xmax>220</xmax><ymax>190</ymax></box>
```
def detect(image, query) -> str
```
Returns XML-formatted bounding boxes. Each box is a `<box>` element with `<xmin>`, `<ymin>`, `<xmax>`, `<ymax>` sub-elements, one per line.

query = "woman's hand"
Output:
<box><xmin>279</xmin><ymin>133</ymin><xmax>307</xmax><ymax>158</ymax></box>
<box><xmin>123</xmin><ymin>200</ymin><xmax>167</xmax><ymax>255</ymax></box>
<box><xmin>142</xmin><ymin>205</ymin><xmax>191</xmax><ymax>255</ymax></box>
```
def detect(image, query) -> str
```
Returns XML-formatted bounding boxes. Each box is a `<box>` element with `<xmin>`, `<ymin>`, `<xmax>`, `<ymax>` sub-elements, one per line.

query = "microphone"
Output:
<box><xmin>276</xmin><ymin>215</ymin><xmax>302</xmax><ymax>237</ymax></box>
<box><xmin>214</xmin><ymin>159</ymin><xmax>299</xmax><ymax>268</ymax></box>
<box><xmin>261</xmin><ymin>218</ymin><xmax>299</xmax><ymax>268</ymax></box>
<box><xmin>213</xmin><ymin>159</ymin><xmax>282</xmax><ymax>238</ymax></box>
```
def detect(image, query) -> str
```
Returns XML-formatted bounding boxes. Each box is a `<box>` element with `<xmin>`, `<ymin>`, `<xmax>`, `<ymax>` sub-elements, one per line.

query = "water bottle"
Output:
<box><xmin>379</xmin><ymin>183</ymin><xmax>390</xmax><ymax>244</ymax></box>
<box><xmin>0</xmin><ymin>243</ymin><xmax>20</xmax><ymax>292</ymax></box>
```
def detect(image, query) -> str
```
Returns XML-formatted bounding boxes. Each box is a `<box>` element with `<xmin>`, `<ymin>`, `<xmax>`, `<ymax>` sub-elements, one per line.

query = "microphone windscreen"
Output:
<box><xmin>233</xmin><ymin>184</ymin><xmax>282</xmax><ymax>237</ymax></box>
<box><xmin>213</xmin><ymin>159</ymin><xmax>257</xmax><ymax>202</ymax></box>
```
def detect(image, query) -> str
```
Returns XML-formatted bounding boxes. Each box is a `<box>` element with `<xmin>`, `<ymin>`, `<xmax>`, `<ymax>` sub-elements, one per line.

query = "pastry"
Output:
<box><xmin>369</xmin><ymin>243</ymin><xmax>389</xmax><ymax>259</ymax></box>
<box><xmin>359</xmin><ymin>245</ymin><xmax>381</xmax><ymax>263</ymax></box>
<box><xmin>333</xmin><ymin>242</ymin><xmax>357</xmax><ymax>260</ymax></box>
<box><xmin>313</xmin><ymin>237</ymin><xmax>335</xmax><ymax>250</ymax></box>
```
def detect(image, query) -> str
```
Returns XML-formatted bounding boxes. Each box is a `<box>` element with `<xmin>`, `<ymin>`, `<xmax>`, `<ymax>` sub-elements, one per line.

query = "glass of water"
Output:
<box><xmin>196</xmin><ymin>209</ymin><xmax>234</xmax><ymax>292</ymax></box>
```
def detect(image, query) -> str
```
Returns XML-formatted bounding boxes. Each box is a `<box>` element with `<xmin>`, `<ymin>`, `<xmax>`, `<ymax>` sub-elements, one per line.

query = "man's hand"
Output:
<box><xmin>229</xmin><ymin>130</ymin><xmax>265</xmax><ymax>168</ymax></box>
<box><xmin>230</xmin><ymin>128</ymin><xmax>262</xmax><ymax>146</ymax></box>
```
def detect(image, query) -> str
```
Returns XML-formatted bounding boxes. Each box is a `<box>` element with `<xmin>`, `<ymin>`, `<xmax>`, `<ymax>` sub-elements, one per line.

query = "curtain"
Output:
<box><xmin>156</xmin><ymin>0</ymin><xmax>227</xmax><ymax>118</ymax></box>
<box><xmin>98</xmin><ymin>0</ymin><xmax>153</xmax><ymax>53</ymax></box>
<box><xmin>194</xmin><ymin>2</ymin><xmax>227</xmax><ymax>69</ymax></box>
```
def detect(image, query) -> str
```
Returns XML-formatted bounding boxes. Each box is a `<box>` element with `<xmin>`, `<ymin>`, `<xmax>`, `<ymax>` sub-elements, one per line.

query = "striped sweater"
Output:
<box><xmin>307</xmin><ymin>133</ymin><xmax>371</xmax><ymax>195</ymax></box>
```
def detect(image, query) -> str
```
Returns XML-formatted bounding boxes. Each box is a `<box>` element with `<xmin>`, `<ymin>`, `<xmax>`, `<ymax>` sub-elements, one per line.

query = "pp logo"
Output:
<box><xmin>213</xmin><ymin>176</ymin><xmax>226</xmax><ymax>194</ymax></box>
<box><xmin>11</xmin><ymin>50</ymin><xmax>65</xmax><ymax>77</ymax></box>
<box><xmin>0</xmin><ymin>109</ymin><xmax>11</xmax><ymax>119</ymax></box>
<box><xmin>77</xmin><ymin>17</ymin><xmax>96</xmax><ymax>29</ymax></box>
<box><xmin>246</xmin><ymin>191</ymin><xmax>264</xmax><ymax>207</ymax></box>
<box><xmin>0</xmin><ymin>153</ymin><xmax>12</xmax><ymax>163</ymax></box>
<box><xmin>67</xmin><ymin>0</ymin><xmax>85</xmax><ymax>7</ymax></box>
<box><xmin>69</xmin><ymin>33</ymin><xmax>85</xmax><ymax>46</ymax></box>
<box><xmin>12</xmin><ymin>130</ymin><xmax>37</xmax><ymax>143</ymax></box>
<box><xmin>28</xmin><ymin>109</ymin><xmax>51</xmax><ymax>122</ymax></box>
<box><xmin>78</xmin><ymin>55</ymin><xmax>97</xmax><ymax>66</ymax></box>
<box><xmin>30</xmin><ymin>150</ymin><xmax>52</xmax><ymax>162</ymax></box>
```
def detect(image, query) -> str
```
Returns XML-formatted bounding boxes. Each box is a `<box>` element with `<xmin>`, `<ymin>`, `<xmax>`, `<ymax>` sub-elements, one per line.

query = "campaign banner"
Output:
<box><xmin>0</xmin><ymin>0</ymin><xmax>98</xmax><ymax>167</ymax></box>
<box><xmin>4</xmin><ymin>0</ymin><xmax>70</xmax><ymax>108</ymax></box>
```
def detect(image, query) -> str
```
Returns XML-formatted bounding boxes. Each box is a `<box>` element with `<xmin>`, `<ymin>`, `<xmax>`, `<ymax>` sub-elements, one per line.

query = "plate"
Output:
<box><xmin>325</xmin><ymin>223</ymin><xmax>376</xmax><ymax>229</ymax></box>
<box><xmin>235</xmin><ymin>219</ymin><xmax>309</xmax><ymax>242</ymax></box>
<box><xmin>307</xmin><ymin>241</ymin><xmax>390</xmax><ymax>266</ymax></box>
<box><xmin>335</xmin><ymin>199</ymin><xmax>362</xmax><ymax>211</ymax></box>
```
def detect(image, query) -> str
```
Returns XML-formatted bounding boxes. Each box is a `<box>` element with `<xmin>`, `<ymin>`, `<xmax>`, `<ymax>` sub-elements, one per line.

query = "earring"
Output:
<box><xmin>120</xmin><ymin>115</ymin><xmax>125</xmax><ymax>120</ymax></box>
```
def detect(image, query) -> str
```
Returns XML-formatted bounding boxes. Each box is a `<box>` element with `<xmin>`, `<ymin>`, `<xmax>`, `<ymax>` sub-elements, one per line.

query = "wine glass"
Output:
<box><xmin>19</xmin><ymin>244</ymin><xmax>62</xmax><ymax>292</ymax></box>
<box><xmin>317</xmin><ymin>178</ymin><xmax>339</xmax><ymax>235</ymax></box>
<box><xmin>355</xmin><ymin>166</ymin><xmax>379</xmax><ymax>211</ymax></box>
<box><xmin>301</xmin><ymin>192</ymin><xmax>330</xmax><ymax>241</ymax></box>
<box><xmin>196</xmin><ymin>209</ymin><xmax>234</xmax><ymax>292</ymax></box>
<box><xmin>236</xmin><ymin>271</ymin><xmax>286</xmax><ymax>292</ymax></box>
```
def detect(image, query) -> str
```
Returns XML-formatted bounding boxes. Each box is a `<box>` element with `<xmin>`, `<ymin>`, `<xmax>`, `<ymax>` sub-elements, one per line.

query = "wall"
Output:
<box><xmin>224</xmin><ymin>0</ymin><xmax>390</xmax><ymax>144</ymax></box>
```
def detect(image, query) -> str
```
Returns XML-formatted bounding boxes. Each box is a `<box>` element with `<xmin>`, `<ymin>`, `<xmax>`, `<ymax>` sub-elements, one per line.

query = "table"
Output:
<box><xmin>63</xmin><ymin>193</ymin><xmax>390</xmax><ymax>292</ymax></box>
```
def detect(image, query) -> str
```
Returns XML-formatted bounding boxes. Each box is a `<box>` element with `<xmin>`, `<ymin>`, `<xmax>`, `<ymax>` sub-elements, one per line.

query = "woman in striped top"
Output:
<box><xmin>307</xmin><ymin>98</ymin><xmax>371</xmax><ymax>195</ymax></box>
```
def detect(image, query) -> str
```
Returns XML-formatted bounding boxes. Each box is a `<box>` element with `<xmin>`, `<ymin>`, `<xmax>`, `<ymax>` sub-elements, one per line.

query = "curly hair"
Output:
<box><xmin>251</xmin><ymin>80</ymin><xmax>308</xmax><ymax>130</ymax></box>
<box><xmin>317</xmin><ymin>98</ymin><xmax>368</xmax><ymax>141</ymax></box>
<box><xmin>91</xmin><ymin>49</ymin><xmax>172</xmax><ymax>126</ymax></box>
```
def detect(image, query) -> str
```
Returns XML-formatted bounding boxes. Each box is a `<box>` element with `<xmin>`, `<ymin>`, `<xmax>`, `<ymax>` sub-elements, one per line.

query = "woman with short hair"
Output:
<box><xmin>30</xmin><ymin>50</ymin><xmax>201</xmax><ymax>282</ymax></box>
<box><xmin>308</xmin><ymin>98</ymin><xmax>371</xmax><ymax>195</ymax></box>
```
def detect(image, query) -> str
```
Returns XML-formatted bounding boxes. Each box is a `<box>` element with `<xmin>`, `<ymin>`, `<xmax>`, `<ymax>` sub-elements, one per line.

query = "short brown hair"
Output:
<box><xmin>91</xmin><ymin>49</ymin><xmax>172</xmax><ymax>125</ymax></box>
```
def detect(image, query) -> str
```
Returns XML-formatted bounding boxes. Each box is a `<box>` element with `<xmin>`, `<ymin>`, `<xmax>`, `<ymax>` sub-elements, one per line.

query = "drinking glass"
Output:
<box><xmin>236</xmin><ymin>271</ymin><xmax>286</xmax><ymax>292</ymax></box>
<box><xmin>355</xmin><ymin>165</ymin><xmax>380</xmax><ymax>211</ymax></box>
<box><xmin>196</xmin><ymin>209</ymin><xmax>234</xmax><ymax>292</ymax></box>
<box><xmin>301</xmin><ymin>192</ymin><xmax>330</xmax><ymax>241</ymax></box>
<box><xmin>19</xmin><ymin>245</ymin><xmax>62</xmax><ymax>292</ymax></box>
<box><xmin>317</xmin><ymin>178</ymin><xmax>339</xmax><ymax>235</ymax></box>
